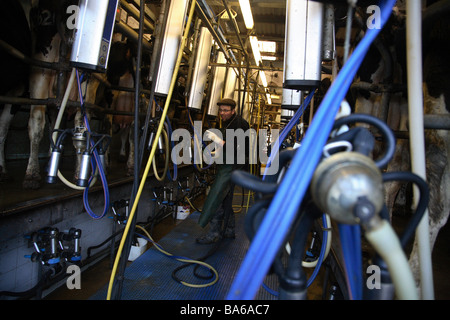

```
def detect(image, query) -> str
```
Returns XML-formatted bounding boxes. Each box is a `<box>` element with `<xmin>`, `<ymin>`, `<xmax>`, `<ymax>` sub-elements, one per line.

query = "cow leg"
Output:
<box><xmin>23</xmin><ymin>104</ymin><xmax>47</xmax><ymax>189</ymax></box>
<box><xmin>118</xmin><ymin>126</ymin><xmax>128</xmax><ymax>162</ymax></box>
<box><xmin>408</xmin><ymin>92</ymin><xmax>450</xmax><ymax>287</ymax></box>
<box><xmin>23</xmin><ymin>34</ymin><xmax>60</xmax><ymax>189</ymax></box>
<box><xmin>0</xmin><ymin>104</ymin><xmax>15</xmax><ymax>182</ymax></box>
<box><xmin>0</xmin><ymin>85</ymin><xmax>25</xmax><ymax>181</ymax></box>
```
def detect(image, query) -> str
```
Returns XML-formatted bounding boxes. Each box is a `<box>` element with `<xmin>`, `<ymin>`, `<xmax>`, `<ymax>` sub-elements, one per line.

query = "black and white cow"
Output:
<box><xmin>0</xmin><ymin>0</ymin><xmax>76</xmax><ymax>189</ymax></box>
<box><xmin>352</xmin><ymin>2</ymin><xmax>450</xmax><ymax>289</ymax></box>
<box><xmin>0</xmin><ymin>0</ymin><xmax>32</xmax><ymax>182</ymax></box>
<box><xmin>0</xmin><ymin>1</ymin><xmax>139</xmax><ymax>188</ymax></box>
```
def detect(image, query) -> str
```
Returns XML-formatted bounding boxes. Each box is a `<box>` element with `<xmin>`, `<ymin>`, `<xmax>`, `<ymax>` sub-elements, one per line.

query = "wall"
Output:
<box><xmin>0</xmin><ymin>166</ymin><xmax>195</xmax><ymax>299</ymax></box>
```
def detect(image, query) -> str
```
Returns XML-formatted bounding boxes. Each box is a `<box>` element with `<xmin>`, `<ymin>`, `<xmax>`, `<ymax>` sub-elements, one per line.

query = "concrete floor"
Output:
<box><xmin>1</xmin><ymin>157</ymin><xmax>448</xmax><ymax>300</ymax></box>
<box><xmin>42</xmin><ymin>195</ymin><xmax>450</xmax><ymax>301</ymax></box>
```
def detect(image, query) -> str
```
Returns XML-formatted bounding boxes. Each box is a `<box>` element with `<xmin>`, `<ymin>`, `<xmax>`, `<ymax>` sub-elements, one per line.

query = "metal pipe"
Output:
<box><xmin>221</xmin><ymin>0</ymin><xmax>249</xmax><ymax>61</ymax></box>
<box><xmin>406</xmin><ymin>0</ymin><xmax>434</xmax><ymax>300</ymax></box>
<box><xmin>194</xmin><ymin>1</ymin><xmax>230</xmax><ymax>62</ymax></box>
<box><xmin>114</xmin><ymin>20</ymin><xmax>152</xmax><ymax>52</ymax></box>
<box><xmin>119</xmin><ymin>0</ymin><xmax>155</xmax><ymax>31</ymax></box>
<box><xmin>0</xmin><ymin>39</ymin><xmax>68</xmax><ymax>71</ymax></box>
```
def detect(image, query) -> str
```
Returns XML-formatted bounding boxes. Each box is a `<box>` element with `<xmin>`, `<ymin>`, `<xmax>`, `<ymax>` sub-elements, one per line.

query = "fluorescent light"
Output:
<box><xmin>258</xmin><ymin>41</ymin><xmax>276</xmax><ymax>53</ymax></box>
<box><xmin>262</xmin><ymin>56</ymin><xmax>277</xmax><ymax>61</ymax></box>
<box><xmin>250</xmin><ymin>36</ymin><xmax>262</xmax><ymax>66</ymax></box>
<box><xmin>270</xmin><ymin>94</ymin><xmax>280</xmax><ymax>99</ymax></box>
<box><xmin>239</xmin><ymin>0</ymin><xmax>254</xmax><ymax>29</ymax></box>
<box><xmin>259</xmin><ymin>70</ymin><xmax>268</xmax><ymax>88</ymax></box>
<box><xmin>266</xmin><ymin>92</ymin><xmax>272</xmax><ymax>105</ymax></box>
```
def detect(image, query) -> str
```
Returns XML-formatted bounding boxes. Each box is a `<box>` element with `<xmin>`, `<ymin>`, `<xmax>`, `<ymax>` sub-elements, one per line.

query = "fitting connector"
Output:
<box><xmin>311</xmin><ymin>151</ymin><xmax>384</xmax><ymax>225</ymax></box>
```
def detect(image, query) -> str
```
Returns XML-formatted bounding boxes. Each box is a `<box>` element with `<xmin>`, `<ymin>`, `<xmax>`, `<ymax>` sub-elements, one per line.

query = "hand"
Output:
<box><xmin>205</xmin><ymin>130</ymin><xmax>224</xmax><ymax>146</ymax></box>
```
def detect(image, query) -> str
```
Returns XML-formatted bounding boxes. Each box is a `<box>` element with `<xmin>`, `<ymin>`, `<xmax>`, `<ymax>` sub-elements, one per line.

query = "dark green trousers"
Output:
<box><xmin>198</xmin><ymin>164</ymin><xmax>234</xmax><ymax>228</ymax></box>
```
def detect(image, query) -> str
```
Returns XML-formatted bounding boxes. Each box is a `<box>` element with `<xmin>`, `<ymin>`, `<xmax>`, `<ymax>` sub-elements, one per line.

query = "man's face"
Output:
<box><xmin>218</xmin><ymin>105</ymin><xmax>235</xmax><ymax>122</ymax></box>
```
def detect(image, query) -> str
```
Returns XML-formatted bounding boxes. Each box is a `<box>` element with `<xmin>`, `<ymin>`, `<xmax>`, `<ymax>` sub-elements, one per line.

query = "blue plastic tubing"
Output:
<box><xmin>262</xmin><ymin>90</ymin><xmax>315</xmax><ymax>180</ymax></box>
<box><xmin>76</xmin><ymin>69</ymin><xmax>110</xmax><ymax>219</ymax></box>
<box><xmin>338</xmin><ymin>223</ymin><xmax>363</xmax><ymax>300</ymax></box>
<box><xmin>226</xmin><ymin>0</ymin><xmax>397</xmax><ymax>300</ymax></box>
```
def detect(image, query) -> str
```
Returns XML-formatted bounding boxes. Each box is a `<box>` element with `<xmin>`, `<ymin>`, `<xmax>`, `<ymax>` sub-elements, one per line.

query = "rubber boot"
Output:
<box><xmin>196</xmin><ymin>215</ymin><xmax>222</xmax><ymax>244</ymax></box>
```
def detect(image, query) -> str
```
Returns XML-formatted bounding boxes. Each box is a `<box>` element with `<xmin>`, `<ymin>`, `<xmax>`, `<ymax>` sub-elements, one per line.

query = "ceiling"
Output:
<box><xmin>131</xmin><ymin>1</ymin><xmax>411</xmax><ymax>108</ymax></box>
<box><xmin>204</xmin><ymin>0</ymin><xmax>287</xmax><ymax>100</ymax></box>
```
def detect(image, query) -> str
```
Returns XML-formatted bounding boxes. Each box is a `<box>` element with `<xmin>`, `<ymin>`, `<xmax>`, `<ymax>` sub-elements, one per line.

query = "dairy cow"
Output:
<box><xmin>0</xmin><ymin>0</ymin><xmax>32</xmax><ymax>182</ymax></box>
<box><xmin>0</xmin><ymin>0</ymin><xmax>72</xmax><ymax>189</ymax></box>
<box><xmin>0</xmin><ymin>1</ymin><xmax>138</xmax><ymax>188</ymax></box>
<box><xmin>352</xmin><ymin>2</ymin><xmax>450</xmax><ymax>290</ymax></box>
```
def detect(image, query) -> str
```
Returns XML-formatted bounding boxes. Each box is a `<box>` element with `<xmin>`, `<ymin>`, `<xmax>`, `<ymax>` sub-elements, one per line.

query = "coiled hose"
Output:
<box><xmin>76</xmin><ymin>69</ymin><xmax>110</xmax><ymax>219</ymax></box>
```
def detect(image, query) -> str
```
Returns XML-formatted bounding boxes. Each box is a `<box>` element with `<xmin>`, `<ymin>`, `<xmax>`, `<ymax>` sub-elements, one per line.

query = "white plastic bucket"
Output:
<box><xmin>177</xmin><ymin>205</ymin><xmax>190</xmax><ymax>220</ymax></box>
<box><xmin>128</xmin><ymin>237</ymin><xmax>148</xmax><ymax>261</ymax></box>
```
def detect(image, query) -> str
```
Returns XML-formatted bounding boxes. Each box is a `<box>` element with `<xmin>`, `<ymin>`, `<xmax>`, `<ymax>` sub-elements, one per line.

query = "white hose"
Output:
<box><xmin>365</xmin><ymin>220</ymin><xmax>418</xmax><ymax>300</ymax></box>
<box><xmin>406</xmin><ymin>1</ymin><xmax>434</xmax><ymax>300</ymax></box>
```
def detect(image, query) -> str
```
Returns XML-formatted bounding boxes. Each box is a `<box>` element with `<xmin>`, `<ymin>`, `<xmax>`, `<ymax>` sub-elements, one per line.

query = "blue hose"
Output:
<box><xmin>262</xmin><ymin>90</ymin><xmax>315</xmax><ymax>179</ymax></box>
<box><xmin>226</xmin><ymin>0</ymin><xmax>396</xmax><ymax>300</ymax></box>
<box><xmin>76</xmin><ymin>69</ymin><xmax>110</xmax><ymax>219</ymax></box>
<box><xmin>338</xmin><ymin>224</ymin><xmax>363</xmax><ymax>299</ymax></box>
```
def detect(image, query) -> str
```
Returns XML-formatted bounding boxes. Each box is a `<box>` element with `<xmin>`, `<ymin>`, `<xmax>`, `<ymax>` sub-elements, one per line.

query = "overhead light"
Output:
<box><xmin>262</xmin><ymin>56</ymin><xmax>277</xmax><ymax>61</ymax></box>
<box><xmin>239</xmin><ymin>0</ymin><xmax>254</xmax><ymax>29</ymax></box>
<box><xmin>250</xmin><ymin>36</ymin><xmax>262</xmax><ymax>66</ymax></box>
<box><xmin>270</xmin><ymin>94</ymin><xmax>280</xmax><ymax>100</ymax></box>
<box><xmin>258</xmin><ymin>41</ymin><xmax>276</xmax><ymax>53</ymax></box>
<box><xmin>266</xmin><ymin>92</ymin><xmax>272</xmax><ymax>105</ymax></box>
<box><xmin>259</xmin><ymin>70</ymin><xmax>268</xmax><ymax>88</ymax></box>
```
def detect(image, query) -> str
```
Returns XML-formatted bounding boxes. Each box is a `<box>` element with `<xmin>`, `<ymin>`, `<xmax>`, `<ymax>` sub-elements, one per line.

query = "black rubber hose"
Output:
<box><xmin>171</xmin><ymin>186</ymin><xmax>236</xmax><ymax>283</ymax></box>
<box><xmin>86</xmin><ymin>229</ymin><xmax>124</xmax><ymax>259</ymax></box>
<box><xmin>244</xmin><ymin>198</ymin><xmax>272</xmax><ymax>241</ymax></box>
<box><xmin>382</xmin><ymin>171</ymin><xmax>430</xmax><ymax>248</ymax></box>
<box><xmin>277</xmin><ymin>200</ymin><xmax>322</xmax><ymax>299</ymax></box>
<box><xmin>332</xmin><ymin>113</ymin><xmax>396</xmax><ymax>169</ymax></box>
<box><xmin>284</xmin><ymin>201</ymin><xmax>322</xmax><ymax>280</ymax></box>
<box><xmin>264</xmin><ymin>148</ymin><xmax>297</xmax><ymax>184</ymax></box>
<box><xmin>231</xmin><ymin>170</ymin><xmax>278</xmax><ymax>194</ymax></box>
<box><xmin>327</xmin><ymin>127</ymin><xmax>375</xmax><ymax>157</ymax></box>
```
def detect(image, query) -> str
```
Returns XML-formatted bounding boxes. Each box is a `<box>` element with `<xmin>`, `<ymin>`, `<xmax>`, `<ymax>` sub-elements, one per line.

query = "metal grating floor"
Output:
<box><xmin>90</xmin><ymin>210</ymin><xmax>279</xmax><ymax>300</ymax></box>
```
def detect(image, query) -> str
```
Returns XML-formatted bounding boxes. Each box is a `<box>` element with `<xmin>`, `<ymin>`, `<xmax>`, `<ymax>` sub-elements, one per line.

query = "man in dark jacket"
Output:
<box><xmin>196</xmin><ymin>98</ymin><xmax>250</xmax><ymax>244</ymax></box>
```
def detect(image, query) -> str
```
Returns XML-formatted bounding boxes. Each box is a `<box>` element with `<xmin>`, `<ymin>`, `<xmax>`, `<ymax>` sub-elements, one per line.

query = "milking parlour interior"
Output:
<box><xmin>1</xmin><ymin>0</ymin><xmax>449</xmax><ymax>307</ymax></box>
